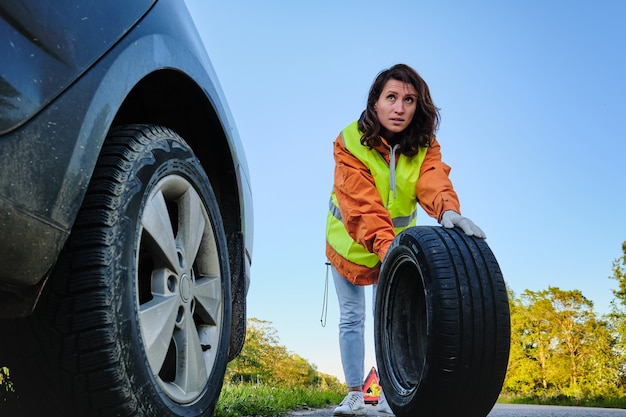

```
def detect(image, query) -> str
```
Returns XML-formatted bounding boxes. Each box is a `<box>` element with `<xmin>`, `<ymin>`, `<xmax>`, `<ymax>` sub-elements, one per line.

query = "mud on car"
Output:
<box><xmin>0</xmin><ymin>1</ymin><xmax>253</xmax><ymax>416</ymax></box>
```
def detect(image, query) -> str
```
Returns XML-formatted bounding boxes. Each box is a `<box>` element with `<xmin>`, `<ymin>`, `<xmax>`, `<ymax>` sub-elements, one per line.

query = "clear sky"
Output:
<box><xmin>184</xmin><ymin>0</ymin><xmax>626</xmax><ymax>382</ymax></box>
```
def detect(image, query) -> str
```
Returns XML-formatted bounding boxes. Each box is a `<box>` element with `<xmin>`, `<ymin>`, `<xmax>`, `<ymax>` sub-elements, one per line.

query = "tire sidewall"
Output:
<box><xmin>376</xmin><ymin>233</ymin><xmax>435</xmax><ymax>411</ymax></box>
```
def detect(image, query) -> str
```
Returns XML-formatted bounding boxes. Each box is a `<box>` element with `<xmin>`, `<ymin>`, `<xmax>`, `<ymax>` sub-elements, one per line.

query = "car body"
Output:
<box><xmin>0</xmin><ymin>0</ymin><xmax>253</xmax><ymax>415</ymax></box>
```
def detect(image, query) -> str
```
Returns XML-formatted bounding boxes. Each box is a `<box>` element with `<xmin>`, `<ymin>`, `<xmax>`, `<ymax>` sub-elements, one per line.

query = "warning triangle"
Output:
<box><xmin>362</xmin><ymin>367</ymin><xmax>381</xmax><ymax>404</ymax></box>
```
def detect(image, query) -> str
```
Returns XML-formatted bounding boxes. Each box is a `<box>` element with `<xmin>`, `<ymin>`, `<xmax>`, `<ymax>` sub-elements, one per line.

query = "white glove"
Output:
<box><xmin>440</xmin><ymin>210</ymin><xmax>486</xmax><ymax>239</ymax></box>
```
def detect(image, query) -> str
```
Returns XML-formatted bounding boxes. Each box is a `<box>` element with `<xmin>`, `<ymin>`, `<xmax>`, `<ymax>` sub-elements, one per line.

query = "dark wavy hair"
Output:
<box><xmin>358</xmin><ymin>64</ymin><xmax>440</xmax><ymax>156</ymax></box>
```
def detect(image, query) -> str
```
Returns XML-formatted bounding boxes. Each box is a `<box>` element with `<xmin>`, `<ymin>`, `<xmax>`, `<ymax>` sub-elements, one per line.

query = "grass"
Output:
<box><xmin>215</xmin><ymin>383</ymin><xmax>345</xmax><ymax>417</ymax></box>
<box><xmin>219</xmin><ymin>386</ymin><xmax>626</xmax><ymax>417</ymax></box>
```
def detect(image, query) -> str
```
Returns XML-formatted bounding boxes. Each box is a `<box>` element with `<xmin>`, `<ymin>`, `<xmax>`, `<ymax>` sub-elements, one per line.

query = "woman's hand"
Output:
<box><xmin>440</xmin><ymin>210</ymin><xmax>486</xmax><ymax>239</ymax></box>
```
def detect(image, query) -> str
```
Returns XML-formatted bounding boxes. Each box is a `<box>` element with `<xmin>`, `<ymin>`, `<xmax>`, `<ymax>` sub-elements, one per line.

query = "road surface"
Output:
<box><xmin>286</xmin><ymin>403</ymin><xmax>626</xmax><ymax>417</ymax></box>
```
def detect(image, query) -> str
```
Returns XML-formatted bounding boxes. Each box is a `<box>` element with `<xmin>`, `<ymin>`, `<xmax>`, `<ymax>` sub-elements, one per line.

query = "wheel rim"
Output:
<box><xmin>381</xmin><ymin>251</ymin><xmax>427</xmax><ymax>399</ymax></box>
<box><xmin>136</xmin><ymin>174</ymin><xmax>223</xmax><ymax>404</ymax></box>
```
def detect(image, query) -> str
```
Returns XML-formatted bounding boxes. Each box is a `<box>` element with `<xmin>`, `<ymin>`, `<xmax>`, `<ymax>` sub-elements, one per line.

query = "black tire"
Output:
<box><xmin>0</xmin><ymin>125</ymin><xmax>231</xmax><ymax>416</ymax></box>
<box><xmin>375</xmin><ymin>226</ymin><xmax>510</xmax><ymax>417</ymax></box>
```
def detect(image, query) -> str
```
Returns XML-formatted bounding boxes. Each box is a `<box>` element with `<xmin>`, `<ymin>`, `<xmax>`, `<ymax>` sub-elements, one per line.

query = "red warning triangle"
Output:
<box><xmin>362</xmin><ymin>366</ymin><xmax>381</xmax><ymax>404</ymax></box>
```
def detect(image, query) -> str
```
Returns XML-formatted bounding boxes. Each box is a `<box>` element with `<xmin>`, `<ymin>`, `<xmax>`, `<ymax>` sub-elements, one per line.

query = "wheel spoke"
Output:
<box><xmin>139</xmin><ymin>294</ymin><xmax>180</xmax><ymax>373</ymax></box>
<box><xmin>193</xmin><ymin>275</ymin><xmax>222</xmax><ymax>324</ymax></box>
<box><xmin>177</xmin><ymin>187</ymin><xmax>207</xmax><ymax>265</ymax></box>
<box><xmin>174</xmin><ymin>311</ymin><xmax>209</xmax><ymax>395</ymax></box>
<box><xmin>142</xmin><ymin>190</ymin><xmax>179</xmax><ymax>271</ymax></box>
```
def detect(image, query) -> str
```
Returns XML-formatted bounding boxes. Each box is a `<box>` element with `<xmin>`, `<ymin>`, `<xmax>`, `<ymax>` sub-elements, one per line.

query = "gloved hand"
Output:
<box><xmin>440</xmin><ymin>210</ymin><xmax>486</xmax><ymax>239</ymax></box>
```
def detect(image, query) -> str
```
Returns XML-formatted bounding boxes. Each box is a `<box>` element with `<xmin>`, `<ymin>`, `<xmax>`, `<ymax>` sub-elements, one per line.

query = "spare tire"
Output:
<box><xmin>375</xmin><ymin>226</ymin><xmax>510</xmax><ymax>417</ymax></box>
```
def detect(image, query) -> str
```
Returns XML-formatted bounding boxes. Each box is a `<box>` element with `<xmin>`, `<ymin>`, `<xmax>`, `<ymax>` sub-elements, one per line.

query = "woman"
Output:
<box><xmin>326</xmin><ymin>64</ymin><xmax>485</xmax><ymax>416</ymax></box>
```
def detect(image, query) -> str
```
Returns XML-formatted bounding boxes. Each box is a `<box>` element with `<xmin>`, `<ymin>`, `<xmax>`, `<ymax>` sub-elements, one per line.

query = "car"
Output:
<box><xmin>0</xmin><ymin>0</ymin><xmax>253</xmax><ymax>416</ymax></box>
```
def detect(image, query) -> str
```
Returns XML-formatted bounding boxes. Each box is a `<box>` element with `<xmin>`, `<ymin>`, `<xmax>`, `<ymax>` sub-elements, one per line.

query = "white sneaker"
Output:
<box><xmin>376</xmin><ymin>391</ymin><xmax>394</xmax><ymax>415</ymax></box>
<box><xmin>333</xmin><ymin>391</ymin><xmax>367</xmax><ymax>416</ymax></box>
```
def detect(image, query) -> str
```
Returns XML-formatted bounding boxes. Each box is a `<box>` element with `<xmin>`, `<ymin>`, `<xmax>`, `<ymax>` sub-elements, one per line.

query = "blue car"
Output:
<box><xmin>0</xmin><ymin>0</ymin><xmax>253</xmax><ymax>415</ymax></box>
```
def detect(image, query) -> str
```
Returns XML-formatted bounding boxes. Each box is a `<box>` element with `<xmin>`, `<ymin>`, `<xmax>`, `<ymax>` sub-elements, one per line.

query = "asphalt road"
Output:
<box><xmin>286</xmin><ymin>403</ymin><xmax>626</xmax><ymax>417</ymax></box>
<box><xmin>488</xmin><ymin>404</ymin><xmax>626</xmax><ymax>416</ymax></box>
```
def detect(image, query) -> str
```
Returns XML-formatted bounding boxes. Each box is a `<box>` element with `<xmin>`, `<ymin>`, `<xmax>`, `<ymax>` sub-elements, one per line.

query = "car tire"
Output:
<box><xmin>375</xmin><ymin>226</ymin><xmax>510</xmax><ymax>417</ymax></box>
<box><xmin>1</xmin><ymin>124</ymin><xmax>231</xmax><ymax>416</ymax></box>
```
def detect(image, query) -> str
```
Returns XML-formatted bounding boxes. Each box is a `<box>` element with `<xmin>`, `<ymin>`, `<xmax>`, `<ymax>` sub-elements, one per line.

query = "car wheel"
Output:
<box><xmin>375</xmin><ymin>226</ymin><xmax>510</xmax><ymax>417</ymax></box>
<box><xmin>1</xmin><ymin>125</ymin><xmax>231</xmax><ymax>416</ymax></box>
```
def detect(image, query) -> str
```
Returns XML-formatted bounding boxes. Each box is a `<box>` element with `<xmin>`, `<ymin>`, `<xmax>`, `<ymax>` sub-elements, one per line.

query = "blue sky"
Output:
<box><xmin>185</xmin><ymin>1</ymin><xmax>626</xmax><ymax>382</ymax></box>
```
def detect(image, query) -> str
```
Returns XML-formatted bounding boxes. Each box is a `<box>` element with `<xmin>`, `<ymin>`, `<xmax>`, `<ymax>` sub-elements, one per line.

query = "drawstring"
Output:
<box><xmin>320</xmin><ymin>262</ymin><xmax>330</xmax><ymax>327</ymax></box>
<box><xmin>389</xmin><ymin>144</ymin><xmax>399</xmax><ymax>199</ymax></box>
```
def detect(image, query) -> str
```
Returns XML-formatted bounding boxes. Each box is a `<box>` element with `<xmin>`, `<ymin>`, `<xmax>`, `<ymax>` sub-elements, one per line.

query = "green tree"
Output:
<box><xmin>546</xmin><ymin>287</ymin><xmax>595</xmax><ymax>393</ymax></box>
<box><xmin>505</xmin><ymin>289</ymin><xmax>560</xmax><ymax>394</ymax></box>
<box><xmin>578</xmin><ymin>316</ymin><xmax>620</xmax><ymax>398</ymax></box>
<box><xmin>504</xmin><ymin>289</ymin><xmax>546</xmax><ymax>395</ymax></box>
<box><xmin>504</xmin><ymin>287</ymin><xmax>616</xmax><ymax>398</ymax></box>
<box><xmin>226</xmin><ymin>318</ymin><xmax>281</xmax><ymax>383</ymax></box>
<box><xmin>225</xmin><ymin>318</ymin><xmax>342</xmax><ymax>388</ymax></box>
<box><xmin>610</xmin><ymin>241</ymin><xmax>626</xmax><ymax>306</ymax></box>
<box><xmin>609</xmin><ymin>240</ymin><xmax>626</xmax><ymax>388</ymax></box>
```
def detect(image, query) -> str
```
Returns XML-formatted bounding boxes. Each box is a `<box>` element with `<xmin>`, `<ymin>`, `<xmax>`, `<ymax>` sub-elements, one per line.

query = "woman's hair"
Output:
<box><xmin>358</xmin><ymin>64</ymin><xmax>440</xmax><ymax>156</ymax></box>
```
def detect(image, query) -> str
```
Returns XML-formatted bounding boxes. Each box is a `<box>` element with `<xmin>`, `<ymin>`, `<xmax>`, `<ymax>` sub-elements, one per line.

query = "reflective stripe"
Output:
<box><xmin>329</xmin><ymin>197</ymin><xmax>342</xmax><ymax>221</ymax></box>
<box><xmin>392</xmin><ymin>210</ymin><xmax>417</xmax><ymax>228</ymax></box>
<box><xmin>330</xmin><ymin>196</ymin><xmax>415</xmax><ymax>228</ymax></box>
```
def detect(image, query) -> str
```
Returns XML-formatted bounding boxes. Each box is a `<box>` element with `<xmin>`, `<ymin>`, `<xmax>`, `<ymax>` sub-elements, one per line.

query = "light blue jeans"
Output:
<box><xmin>332</xmin><ymin>265</ymin><xmax>377</xmax><ymax>388</ymax></box>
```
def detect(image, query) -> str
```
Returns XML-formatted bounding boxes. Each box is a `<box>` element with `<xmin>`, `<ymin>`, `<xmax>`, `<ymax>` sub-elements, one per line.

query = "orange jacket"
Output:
<box><xmin>326</xmin><ymin>133</ymin><xmax>461</xmax><ymax>285</ymax></box>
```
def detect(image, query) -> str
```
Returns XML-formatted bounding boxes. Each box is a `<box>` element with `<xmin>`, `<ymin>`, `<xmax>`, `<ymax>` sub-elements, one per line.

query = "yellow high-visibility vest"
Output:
<box><xmin>326</xmin><ymin>121</ymin><xmax>427</xmax><ymax>267</ymax></box>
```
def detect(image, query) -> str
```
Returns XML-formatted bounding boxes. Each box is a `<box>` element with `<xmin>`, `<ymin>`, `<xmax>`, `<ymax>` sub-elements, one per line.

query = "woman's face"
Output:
<box><xmin>374</xmin><ymin>79</ymin><xmax>417</xmax><ymax>138</ymax></box>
